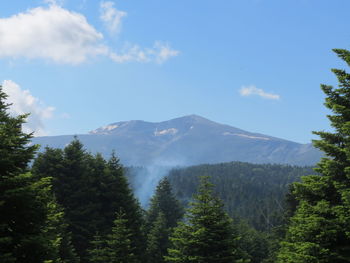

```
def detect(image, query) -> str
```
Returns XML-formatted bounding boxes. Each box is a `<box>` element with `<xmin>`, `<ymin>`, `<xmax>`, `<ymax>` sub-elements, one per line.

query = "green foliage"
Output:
<box><xmin>0</xmin><ymin>173</ymin><xmax>54</xmax><ymax>263</ymax></box>
<box><xmin>32</xmin><ymin>142</ymin><xmax>145</xmax><ymax>262</ymax></box>
<box><xmin>88</xmin><ymin>233</ymin><xmax>110</xmax><ymax>263</ymax></box>
<box><xmin>107</xmin><ymin>211</ymin><xmax>138</xmax><ymax>263</ymax></box>
<box><xmin>146</xmin><ymin>177</ymin><xmax>184</xmax><ymax>231</ymax></box>
<box><xmin>48</xmin><ymin>202</ymin><xmax>80</xmax><ymax>263</ymax></box>
<box><xmin>167</xmin><ymin>162</ymin><xmax>313</xmax><ymax>232</ymax></box>
<box><xmin>0</xmin><ymin>89</ymin><xmax>37</xmax><ymax>178</ymax></box>
<box><xmin>106</xmin><ymin>153</ymin><xmax>146</xmax><ymax>261</ymax></box>
<box><xmin>232</xmin><ymin>219</ymin><xmax>269</xmax><ymax>263</ymax></box>
<box><xmin>145</xmin><ymin>177</ymin><xmax>184</xmax><ymax>263</ymax></box>
<box><xmin>146</xmin><ymin>212</ymin><xmax>170</xmax><ymax>263</ymax></box>
<box><xmin>277</xmin><ymin>49</ymin><xmax>350</xmax><ymax>262</ymax></box>
<box><xmin>88</xmin><ymin>210</ymin><xmax>140</xmax><ymax>263</ymax></box>
<box><xmin>166</xmin><ymin>176</ymin><xmax>248</xmax><ymax>263</ymax></box>
<box><xmin>0</xmin><ymin>86</ymin><xmax>67</xmax><ymax>262</ymax></box>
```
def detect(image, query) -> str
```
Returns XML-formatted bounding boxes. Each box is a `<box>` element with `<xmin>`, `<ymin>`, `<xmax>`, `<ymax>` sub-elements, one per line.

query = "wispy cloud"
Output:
<box><xmin>110</xmin><ymin>41</ymin><xmax>180</xmax><ymax>64</ymax></box>
<box><xmin>2</xmin><ymin>80</ymin><xmax>55</xmax><ymax>136</ymax></box>
<box><xmin>43</xmin><ymin>0</ymin><xmax>64</xmax><ymax>6</ymax></box>
<box><xmin>100</xmin><ymin>1</ymin><xmax>127</xmax><ymax>35</ymax></box>
<box><xmin>239</xmin><ymin>85</ymin><xmax>280</xmax><ymax>100</ymax></box>
<box><xmin>0</xmin><ymin>3</ymin><xmax>179</xmax><ymax>65</ymax></box>
<box><xmin>153</xmin><ymin>42</ymin><xmax>180</xmax><ymax>64</ymax></box>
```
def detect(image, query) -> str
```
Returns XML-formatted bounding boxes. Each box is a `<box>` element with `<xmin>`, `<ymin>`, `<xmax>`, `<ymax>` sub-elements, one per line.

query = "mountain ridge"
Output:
<box><xmin>32</xmin><ymin>115</ymin><xmax>322</xmax><ymax>166</ymax></box>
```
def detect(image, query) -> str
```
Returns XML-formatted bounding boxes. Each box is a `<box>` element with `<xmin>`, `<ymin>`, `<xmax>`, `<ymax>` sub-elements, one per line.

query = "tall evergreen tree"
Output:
<box><xmin>146</xmin><ymin>177</ymin><xmax>183</xmax><ymax>231</ymax></box>
<box><xmin>49</xmin><ymin>202</ymin><xmax>80</xmax><ymax>263</ymax></box>
<box><xmin>33</xmin><ymin>139</ymin><xmax>101</xmax><ymax>261</ymax></box>
<box><xmin>166</xmin><ymin>176</ymin><xmax>247</xmax><ymax>263</ymax></box>
<box><xmin>0</xmin><ymin>86</ymin><xmax>61</xmax><ymax>262</ymax></box>
<box><xmin>146</xmin><ymin>177</ymin><xmax>183</xmax><ymax>263</ymax></box>
<box><xmin>88</xmin><ymin>211</ymin><xmax>138</xmax><ymax>263</ymax></box>
<box><xmin>277</xmin><ymin>49</ymin><xmax>350</xmax><ymax>262</ymax></box>
<box><xmin>107</xmin><ymin>211</ymin><xmax>138</xmax><ymax>263</ymax></box>
<box><xmin>146</xmin><ymin>212</ymin><xmax>170</xmax><ymax>263</ymax></box>
<box><xmin>88</xmin><ymin>233</ymin><xmax>109</xmax><ymax>263</ymax></box>
<box><xmin>32</xmin><ymin>143</ymin><xmax>146</xmax><ymax>262</ymax></box>
<box><xmin>105</xmin><ymin>152</ymin><xmax>146</xmax><ymax>261</ymax></box>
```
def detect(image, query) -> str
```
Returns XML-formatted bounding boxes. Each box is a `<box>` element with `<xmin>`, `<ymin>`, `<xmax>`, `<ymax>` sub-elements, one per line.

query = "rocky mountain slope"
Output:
<box><xmin>32</xmin><ymin>115</ymin><xmax>322</xmax><ymax>166</ymax></box>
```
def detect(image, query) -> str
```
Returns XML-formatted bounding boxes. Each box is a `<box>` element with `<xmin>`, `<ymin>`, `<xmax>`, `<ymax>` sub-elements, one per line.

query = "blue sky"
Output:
<box><xmin>0</xmin><ymin>0</ymin><xmax>349</xmax><ymax>143</ymax></box>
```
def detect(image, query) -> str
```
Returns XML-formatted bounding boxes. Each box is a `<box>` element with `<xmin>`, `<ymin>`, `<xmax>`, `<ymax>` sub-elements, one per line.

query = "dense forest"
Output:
<box><xmin>167</xmin><ymin>162</ymin><xmax>314</xmax><ymax>231</ymax></box>
<box><xmin>1</xmin><ymin>48</ymin><xmax>350</xmax><ymax>262</ymax></box>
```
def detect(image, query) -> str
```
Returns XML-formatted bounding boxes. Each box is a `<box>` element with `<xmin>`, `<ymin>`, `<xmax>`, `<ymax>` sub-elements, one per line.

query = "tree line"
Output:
<box><xmin>1</xmin><ymin>48</ymin><xmax>350</xmax><ymax>262</ymax></box>
<box><xmin>166</xmin><ymin>162</ymin><xmax>314</xmax><ymax>232</ymax></box>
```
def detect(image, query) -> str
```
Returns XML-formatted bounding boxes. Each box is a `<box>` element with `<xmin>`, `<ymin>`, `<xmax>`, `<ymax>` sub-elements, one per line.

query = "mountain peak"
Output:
<box><xmin>167</xmin><ymin>114</ymin><xmax>218</xmax><ymax>125</ymax></box>
<box><xmin>89</xmin><ymin>115</ymin><xmax>216</xmax><ymax>135</ymax></box>
<box><xmin>180</xmin><ymin>114</ymin><xmax>211</xmax><ymax>121</ymax></box>
<box><xmin>34</xmin><ymin>114</ymin><xmax>322</xmax><ymax>166</ymax></box>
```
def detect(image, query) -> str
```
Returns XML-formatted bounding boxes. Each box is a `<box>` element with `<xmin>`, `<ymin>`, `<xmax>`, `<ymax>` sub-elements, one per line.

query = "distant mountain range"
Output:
<box><xmin>32</xmin><ymin>115</ymin><xmax>322</xmax><ymax>166</ymax></box>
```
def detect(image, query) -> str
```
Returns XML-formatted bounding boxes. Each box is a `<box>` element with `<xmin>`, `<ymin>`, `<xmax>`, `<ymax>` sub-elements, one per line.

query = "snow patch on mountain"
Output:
<box><xmin>154</xmin><ymin>128</ymin><xmax>178</xmax><ymax>136</ymax></box>
<box><xmin>223</xmin><ymin>132</ymin><xmax>270</xmax><ymax>141</ymax></box>
<box><xmin>103</xmin><ymin>124</ymin><xmax>119</xmax><ymax>131</ymax></box>
<box><xmin>89</xmin><ymin>124</ymin><xmax>118</xmax><ymax>134</ymax></box>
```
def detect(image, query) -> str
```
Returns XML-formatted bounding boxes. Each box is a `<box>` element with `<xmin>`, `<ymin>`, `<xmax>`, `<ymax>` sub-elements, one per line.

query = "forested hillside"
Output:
<box><xmin>167</xmin><ymin>162</ymin><xmax>314</xmax><ymax>231</ymax></box>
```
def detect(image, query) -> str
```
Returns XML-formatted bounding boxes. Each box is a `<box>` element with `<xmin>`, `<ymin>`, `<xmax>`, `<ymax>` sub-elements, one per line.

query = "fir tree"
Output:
<box><xmin>88</xmin><ymin>233</ymin><xmax>109</xmax><ymax>263</ymax></box>
<box><xmin>0</xmin><ymin>86</ymin><xmax>61</xmax><ymax>262</ymax></box>
<box><xmin>59</xmin><ymin>139</ymin><xmax>93</xmax><ymax>261</ymax></box>
<box><xmin>50</xmin><ymin>203</ymin><xmax>80</xmax><ymax>263</ymax></box>
<box><xmin>33</xmin><ymin>139</ymin><xmax>102</xmax><ymax>261</ymax></box>
<box><xmin>105</xmin><ymin>152</ymin><xmax>146</xmax><ymax>261</ymax></box>
<box><xmin>59</xmin><ymin>229</ymin><xmax>80</xmax><ymax>263</ymax></box>
<box><xmin>166</xmin><ymin>176</ymin><xmax>247</xmax><ymax>263</ymax></box>
<box><xmin>88</xmin><ymin>209</ymin><xmax>142</xmax><ymax>263</ymax></box>
<box><xmin>146</xmin><ymin>177</ymin><xmax>183</xmax><ymax>263</ymax></box>
<box><xmin>107</xmin><ymin>211</ymin><xmax>138</xmax><ymax>263</ymax></box>
<box><xmin>146</xmin><ymin>212</ymin><xmax>170</xmax><ymax>263</ymax></box>
<box><xmin>32</xmin><ymin>144</ymin><xmax>146</xmax><ymax>262</ymax></box>
<box><xmin>146</xmin><ymin>177</ymin><xmax>183</xmax><ymax>231</ymax></box>
<box><xmin>277</xmin><ymin>49</ymin><xmax>350</xmax><ymax>262</ymax></box>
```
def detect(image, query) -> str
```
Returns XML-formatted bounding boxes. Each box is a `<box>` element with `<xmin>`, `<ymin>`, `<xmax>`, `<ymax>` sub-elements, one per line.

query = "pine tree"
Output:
<box><xmin>33</xmin><ymin>140</ymin><xmax>107</xmax><ymax>261</ymax></box>
<box><xmin>105</xmin><ymin>152</ymin><xmax>146</xmax><ymax>261</ymax></box>
<box><xmin>277</xmin><ymin>49</ymin><xmax>350</xmax><ymax>262</ymax></box>
<box><xmin>107</xmin><ymin>211</ymin><xmax>138</xmax><ymax>263</ymax></box>
<box><xmin>33</xmin><ymin>144</ymin><xmax>146</xmax><ymax>262</ymax></box>
<box><xmin>146</xmin><ymin>177</ymin><xmax>183</xmax><ymax>231</ymax></box>
<box><xmin>58</xmin><ymin>139</ymin><xmax>93</xmax><ymax>261</ymax></box>
<box><xmin>88</xmin><ymin>209</ymin><xmax>143</xmax><ymax>263</ymax></box>
<box><xmin>59</xmin><ymin>229</ymin><xmax>80</xmax><ymax>263</ymax></box>
<box><xmin>166</xmin><ymin>176</ymin><xmax>247</xmax><ymax>263</ymax></box>
<box><xmin>146</xmin><ymin>177</ymin><xmax>183</xmax><ymax>263</ymax></box>
<box><xmin>49</xmin><ymin>203</ymin><xmax>80</xmax><ymax>263</ymax></box>
<box><xmin>146</xmin><ymin>212</ymin><xmax>170</xmax><ymax>263</ymax></box>
<box><xmin>88</xmin><ymin>233</ymin><xmax>109</xmax><ymax>263</ymax></box>
<box><xmin>0</xmin><ymin>86</ymin><xmax>61</xmax><ymax>262</ymax></box>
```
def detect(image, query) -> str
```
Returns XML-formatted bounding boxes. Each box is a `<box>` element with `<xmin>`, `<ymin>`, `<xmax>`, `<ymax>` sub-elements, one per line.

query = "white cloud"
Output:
<box><xmin>0</xmin><ymin>4</ymin><xmax>108</xmax><ymax>64</ymax></box>
<box><xmin>239</xmin><ymin>85</ymin><xmax>280</xmax><ymax>100</ymax></box>
<box><xmin>2</xmin><ymin>80</ymin><xmax>55</xmax><ymax>136</ymax></box>
<box><xmin>0</xmin><ymin>3</ymin><xmax>178</xmax><ymax>64</ymax></box>
<box><xmin>43</xmin><ymin>0</ymin><xmax>64</xmax><ymax>6</ymax></box>
<box><xmin>100</xmin><ymin>1</ymin><xmax>127</xmax><ymax>35</ymax></box>
<box><xmin>110</xmin><ymin>41</ymin><xmax>180</xmax><ymax>64</ymax></box>
<box><xmin>153</xmin><ymin>41</ymin><xmax>180</xmax><ymax>64</ymax></box>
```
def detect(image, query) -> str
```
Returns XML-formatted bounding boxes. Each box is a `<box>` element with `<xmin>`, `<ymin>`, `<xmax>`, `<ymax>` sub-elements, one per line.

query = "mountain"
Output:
<box><xmin>31</xmin><ymin>115</ymin><xmax>322</xmax><ymax>166</ymax></box>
